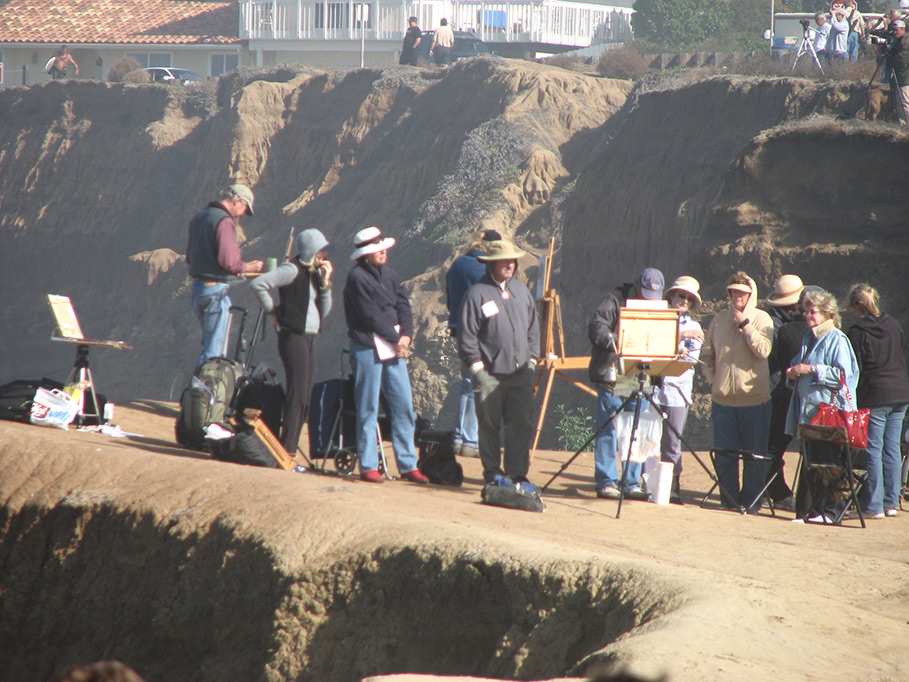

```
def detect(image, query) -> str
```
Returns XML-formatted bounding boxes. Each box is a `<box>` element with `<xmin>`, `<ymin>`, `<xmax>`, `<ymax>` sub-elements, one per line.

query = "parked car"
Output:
<box><xmin>417</xmin><ymin>30</ymin><xmax>490</xmax><ymax>63</ymax></box>
<box><xmin>142</xmin><ymin>67</ymin><xmax>203</xmax><ymax>85</ymax></box>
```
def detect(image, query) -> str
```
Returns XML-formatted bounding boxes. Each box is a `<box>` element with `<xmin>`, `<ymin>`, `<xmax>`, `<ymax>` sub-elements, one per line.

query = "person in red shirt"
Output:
<box><xmin>186</xmin><ymin>184</ymin><xmax>263</xmax><ymax>367</ymax></box>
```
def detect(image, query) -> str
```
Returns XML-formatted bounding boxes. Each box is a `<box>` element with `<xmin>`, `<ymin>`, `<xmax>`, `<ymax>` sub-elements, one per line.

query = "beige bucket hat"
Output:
<box><xmin>767</xmin><ymin>274</ymin><xmax>805</xmax><ymax>307</ymax></box>
<box><xmin>477</xmin><ymin>240</ymin><xmax>526</xmax><ymax>262</ymax></box>
<box><xmin>665</xmin><ymin>275</ymin><xmax>702</xmax><ymax>307</ymax></box>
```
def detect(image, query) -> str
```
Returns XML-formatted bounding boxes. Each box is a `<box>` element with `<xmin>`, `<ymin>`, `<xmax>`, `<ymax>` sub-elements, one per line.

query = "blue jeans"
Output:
<box><xmin>712</xmin><ymin>401</ymin><xmax>771</xmax><ymax>509</ymax></box>
<box><xmin>847</xmin><ymin>31</ymin><xmax>859</xmax><ymax>63</ymax></box>
<box><xmin>191</xmin><ymin>281</ymin><xmax>231</xmax><ymax>368</ymax></box>
<box><xmin>454</xmin><ymin>366</ymin><xmax>478</xmax><ymax>447</ymax></box>
<box><xmin>863</xmin><ymin>404</ymin><xmax>908</xmax><ymax>515</ymax></box>
<box><xmin>351</xmin><ymin>343</ymin><xmax>419</xmax><ymax>474</ymax></box>
<box><xmin>594</xmin><ymin>388</ymin><xmax>641</xmax><ymax>490</ymax></box>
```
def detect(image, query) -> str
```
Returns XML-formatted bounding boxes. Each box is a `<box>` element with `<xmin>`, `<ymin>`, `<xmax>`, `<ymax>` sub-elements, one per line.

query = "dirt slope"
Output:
<box><xmin>0</xmin><ymin>59</ymin><xmax>629</xmax><ymax>429</ymax></box>
<box><xmin>1</xmin><ymin>405</ymin><xmax>907</xmax><ymax>682</ymax></box>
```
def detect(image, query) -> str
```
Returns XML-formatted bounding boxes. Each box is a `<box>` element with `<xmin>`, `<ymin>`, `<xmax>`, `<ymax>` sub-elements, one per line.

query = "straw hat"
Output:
<box><xmin>350</xmin><ymin>226</ymin><xmax>395</xmax><ymax>261</ymax></box>
<box><xmin>477</xmin><ymin>240</ymin><xmax>526</xmax><ymax>262</ymax></box>
<box><xmin>665</xmin><ymin>275</ymin><xmax>702</xmax><ymax>307</ymax></box>
<box><xmin>767</xmin><ymin>274</ymin><xmax>805</xmax><ymax>307</ymax></box>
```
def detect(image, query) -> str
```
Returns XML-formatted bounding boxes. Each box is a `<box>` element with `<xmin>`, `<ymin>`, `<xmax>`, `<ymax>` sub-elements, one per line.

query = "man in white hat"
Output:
<box><xmin>186</xmin><ymin>183</ymin><xmax>262</xmax><ymax>367</ymax></box>
<box><xmin>343</xmin><ymin>226</ymin><xmax>429</xmax><ymax>484</ymax></box>
<box><xmin>588</xmin><ymin>268</ymin><xmax>665</xmax><ymax>501</ymax></box>
<box><xmin>458</xmin><ymin>239</ymin><xmax>540</xmax><ymax>486</ymax></box>
<box><xmin>869</xmin><ymin>13</ymin><xmax>909</xmax><ymax>123</ymax></box>
<box><xmin>764</xmin><ymin>274</ymin><xmax>808</xmax><ymax>510</ymax></box>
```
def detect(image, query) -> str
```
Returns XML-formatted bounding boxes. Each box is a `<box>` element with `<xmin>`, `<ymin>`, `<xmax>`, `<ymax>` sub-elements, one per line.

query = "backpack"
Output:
<box><xmin>175</xmin><ymin>357</ymin><xmax>245</xmax><ymax>450</ymax></box>
<box><xmin>0</xmin><ymin>378</ymin><xmax>62</xmax><ymax>423</ymax></box>
<box><xmin>417</xmin><ymin>429</ymin><xmax>463</xmax><ymax>486</ymax></box>
<box><xmin>234</xmin><ymin>365</ymin><xmax>285</xmax><ymax>440</ymax></box>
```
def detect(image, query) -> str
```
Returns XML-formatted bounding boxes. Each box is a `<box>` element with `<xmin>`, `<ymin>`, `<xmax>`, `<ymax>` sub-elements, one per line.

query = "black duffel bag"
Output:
<box><xmin>417</xmin><ymin>429</ymin><xmax>463</xmax><ymax>486</ymax></box>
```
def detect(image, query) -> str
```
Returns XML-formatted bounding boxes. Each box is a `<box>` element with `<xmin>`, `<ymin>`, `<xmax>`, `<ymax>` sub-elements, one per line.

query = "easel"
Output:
<box><xmin>47</xmin><ymin>294</ymin><xmax>130</xmax><ymax>424</ymax></box>
<box><xmin>237</xmin><ymin>408</ymin><xmax>295</xmax><ymax>470</ymax></box>
<box><xmin>530</xmin><ymin>238</ymin><xmax>594</xmax><ymax>460</ymax></box>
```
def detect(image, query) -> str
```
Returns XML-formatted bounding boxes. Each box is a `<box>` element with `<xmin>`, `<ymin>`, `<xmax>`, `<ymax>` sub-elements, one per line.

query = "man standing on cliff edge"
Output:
<box><xmin>186</xmin><ymin>184</ymin><xmax>263</xmax><ymax>368</ymax></box>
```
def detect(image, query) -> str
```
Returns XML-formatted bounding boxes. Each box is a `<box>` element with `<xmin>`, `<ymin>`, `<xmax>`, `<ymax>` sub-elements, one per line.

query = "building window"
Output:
<box><xmin>315</xmin><ymin>2</ymin><xmax>352</xmax><ymax>29</ymax></box>
<box><xmin>127</xmin><ymin>53</ymin><xmax>172</xmax><ymax>68</ymax></box>
<box><xmin>211</xmin><ymin>53</ymin><xmax>239</xmax><ymax>77</ymax></box>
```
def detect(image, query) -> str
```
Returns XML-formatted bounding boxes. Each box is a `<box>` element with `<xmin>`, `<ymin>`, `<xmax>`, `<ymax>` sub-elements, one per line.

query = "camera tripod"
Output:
<box><xmin>793</xmin><ymin>24</ymin><xmax>825</xmax><ymax>75</ymax></box>
<box><xmin>541</xmin><ymin>363</ymin><xmax>735</xmax><ymax>519</ymax></box>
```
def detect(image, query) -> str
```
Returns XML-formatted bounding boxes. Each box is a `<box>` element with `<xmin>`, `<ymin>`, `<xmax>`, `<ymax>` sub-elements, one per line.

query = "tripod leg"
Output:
<box><xmin>530</xmin><ymin>366</ymin><xmax>556</xmax><ymax>461</ymax></box>
<box><xmin>616</xmin><ymin>391</ymin><xmax>643</xmax><ymax>519</ymax></box>
<box><xmin>541</xmin><ymin>391</ymin><xmax>637</xmax><ymax>493</ymax></box>
<box><xmin>85</xmin><ymin>367</ymin><xmax>102</xmax><ymax>424</ymax></box>
<box><xmin>642</xmin><ymin>393</ymin><xmax>740</xmax><ymax>510</ymax></box>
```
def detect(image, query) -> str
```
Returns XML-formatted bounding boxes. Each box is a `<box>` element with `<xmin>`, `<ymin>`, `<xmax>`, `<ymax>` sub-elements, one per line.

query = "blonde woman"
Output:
<box><xmin>785</xmin><ymin>288</ymin><xmax>859</xmax><ymax>522</ymax></box>
<box><xmin>847</xmin><ymin>284</ymin><xmax>909</xmax><ymax>518</ymax></box>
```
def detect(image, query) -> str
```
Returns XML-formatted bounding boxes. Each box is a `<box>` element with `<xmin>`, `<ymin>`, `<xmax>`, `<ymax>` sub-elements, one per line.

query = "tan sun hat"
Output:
<box><xmin>767</xmin><ymin>274</ymin><xmax>805</xmax><ymax>307</ymax></box>
<box><xmin>665</xmin><ymin>275</ymin><xmax>702</xmax><ymax>307</ymax></box>
<box><xmin>477</xmin><ymin>239</ymin><xmax>526</xmax><ymax>262</ymax></box>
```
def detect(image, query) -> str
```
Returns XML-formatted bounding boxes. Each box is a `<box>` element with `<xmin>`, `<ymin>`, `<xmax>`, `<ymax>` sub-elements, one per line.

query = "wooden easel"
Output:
<box><xmin>530</xmin><ymin>238</ymin><xmax>595</xmax><ymax>460</ymax></box>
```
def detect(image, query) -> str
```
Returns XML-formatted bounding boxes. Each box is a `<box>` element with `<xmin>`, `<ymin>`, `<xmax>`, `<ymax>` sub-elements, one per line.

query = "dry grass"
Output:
<box><xmin>597</xmin><ymin>45</ymin><xmax>650</xmax><ymax>81</ymax></box>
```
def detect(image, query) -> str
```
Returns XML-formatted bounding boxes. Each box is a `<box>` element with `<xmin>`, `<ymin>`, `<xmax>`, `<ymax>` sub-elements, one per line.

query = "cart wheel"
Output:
<box><xmin>334</xmin><ymin>449</ymin><xmax>357</xmax><ymax>475</ymax></box>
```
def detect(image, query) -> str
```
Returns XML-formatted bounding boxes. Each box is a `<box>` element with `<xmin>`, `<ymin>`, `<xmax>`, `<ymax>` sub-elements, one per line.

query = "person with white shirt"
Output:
<box><xmin>655</xmin><ymin>276</ymin><xmax>704</xmax><ymax>505</ymax></box>
<box><xmin>431</xmin><ymin>18</ymin><xmax>455</xmax><ymax>65</ymax></box>
<box><xmin>813</xmin><ymin>13</ymin><xmax>831</xmax><ymax>62</ymax></box>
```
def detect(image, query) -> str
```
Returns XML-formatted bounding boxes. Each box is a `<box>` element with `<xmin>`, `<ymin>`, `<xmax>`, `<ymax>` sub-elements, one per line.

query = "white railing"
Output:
<box><xmin>240</xmin><ymin>0</ymin><xmax>632</xmax><ymax>47</ymax></box>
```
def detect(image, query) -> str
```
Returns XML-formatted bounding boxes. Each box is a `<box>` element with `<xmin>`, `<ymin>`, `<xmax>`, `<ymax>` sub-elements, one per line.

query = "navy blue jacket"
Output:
<box><xmin>344</xmin><ymin>260</ymin><xmax>413</xmax><ymax>349</ymax></box>
<box><xmin>446</xmin><ymin>249</ymin><xmax>486</xmax><ymax>332</ymax></box>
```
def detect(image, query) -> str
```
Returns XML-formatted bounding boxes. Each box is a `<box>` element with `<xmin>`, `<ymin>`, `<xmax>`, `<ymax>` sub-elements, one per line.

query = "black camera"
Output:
<box><xmin>800</xmin><ymin>19</ymin><xmax>810</xmax><ymax>29</ymax></box>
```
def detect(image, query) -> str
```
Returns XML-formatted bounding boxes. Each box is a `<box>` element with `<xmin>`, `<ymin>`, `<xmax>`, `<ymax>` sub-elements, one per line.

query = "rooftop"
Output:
<box><xmin>0</xmin><ymin>0</ymin><xmax>240</xmax><ymax>45</ymax></box>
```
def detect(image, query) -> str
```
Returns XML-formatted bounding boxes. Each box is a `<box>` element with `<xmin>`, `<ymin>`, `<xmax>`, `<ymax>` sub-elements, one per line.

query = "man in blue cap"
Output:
<box><xmin>587</xmin><ymin>267</ymin><xmax>665</xmax><ymax>500</ymax></box>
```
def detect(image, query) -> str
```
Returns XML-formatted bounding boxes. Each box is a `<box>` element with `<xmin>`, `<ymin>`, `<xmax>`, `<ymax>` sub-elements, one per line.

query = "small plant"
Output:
<box><xmin>553</xmin><ymin>403</ymin><xmax>594</xmax><ymax>452</ymax></box>
<box><xmin>108</xmin><ymin>58</ymin><xmax>145</xmax><ymax>83</ymax></box>
<box><xmin>597</xmin><ymin>45</ymin><xmax>650</xmax><ymax>80</ymax></box>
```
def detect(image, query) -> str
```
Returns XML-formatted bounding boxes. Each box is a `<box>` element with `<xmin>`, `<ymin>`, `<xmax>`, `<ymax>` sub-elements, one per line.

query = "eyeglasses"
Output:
<box><xmin>670</xmin><ymin>294</ymin><xmax>695</xmax><ymax>305</ymax></box>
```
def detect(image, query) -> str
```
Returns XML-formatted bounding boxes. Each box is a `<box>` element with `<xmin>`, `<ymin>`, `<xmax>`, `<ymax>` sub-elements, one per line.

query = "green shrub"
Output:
<box><xmin>108</xmin><ymin>58</ymin><xmax>145</xmax><ymax>83</ymax></box>
<box><xmin>553</xmin><ymin>403</ymin><xmax>594</xmax><ymax>452</ymax></box>
<box><xmin>597</xmin><ymin>45</ymin><xmax>650</xmax><ymax>80</ymax></box>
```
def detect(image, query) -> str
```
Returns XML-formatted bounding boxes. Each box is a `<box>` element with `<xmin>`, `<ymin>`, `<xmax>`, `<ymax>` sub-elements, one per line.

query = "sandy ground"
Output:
<box><xmin>2</xmin><ymin>401</ymin><xmax>908</xmax><ymax>682</ymax></box>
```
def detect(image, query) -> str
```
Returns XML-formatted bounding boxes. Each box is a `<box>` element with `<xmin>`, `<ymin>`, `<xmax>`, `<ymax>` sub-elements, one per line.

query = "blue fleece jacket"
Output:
<box><xmin>446</xmin><ymin>249</ymin><xmax>486</xmax><ymax>332</ymax></box>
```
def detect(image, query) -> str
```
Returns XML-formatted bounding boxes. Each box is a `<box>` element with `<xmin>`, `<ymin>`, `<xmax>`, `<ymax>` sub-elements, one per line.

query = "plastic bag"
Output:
<box><xmin>615</xmin><ymin>402</ymin><xmax>663</xmax><ymax>464</ymax></box>
<box><xmin>30</xmin><ymin>387</ymin><xmax>79</xmax><ymax>430</ymax></box>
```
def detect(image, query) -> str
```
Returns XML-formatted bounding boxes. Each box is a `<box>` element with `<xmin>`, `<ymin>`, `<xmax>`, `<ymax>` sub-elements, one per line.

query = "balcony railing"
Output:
<box><xmin>240</xmin><ymin>0</ymin><xmax>633</xmax><ymax>47</ymax></box>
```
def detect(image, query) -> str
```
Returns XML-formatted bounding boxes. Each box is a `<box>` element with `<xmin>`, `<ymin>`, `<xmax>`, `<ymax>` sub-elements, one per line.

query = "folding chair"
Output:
<box><xmin>797</xmin><ymin>425</ymin><xmax>868</xmax><ymax>528</ymax></box>
<box><xmin>700</xmin><ymin>449</ymin><xmax>779</xmax><ymax>515</ymax></box>
<box><xmin>900</xmin><ymin>450</ymin><xmax>907</xmax><ymax>512</ymax></box>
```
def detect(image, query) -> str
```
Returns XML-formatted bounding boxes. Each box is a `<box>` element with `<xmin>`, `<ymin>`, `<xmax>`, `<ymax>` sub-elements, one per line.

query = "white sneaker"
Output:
<box><xmin>885</xmin><ymin>508</ymin><xmax>898</xmax><ymax>518</ymax></box>
<box><xmin>807</xmin><ymin>513</ymin><xmax>831</xmax><ymax>523</ymax></box>
<box><xmin>866</xmin><ymin>511</ymin><xmax>886</xmax><ymax>520</ymax></box>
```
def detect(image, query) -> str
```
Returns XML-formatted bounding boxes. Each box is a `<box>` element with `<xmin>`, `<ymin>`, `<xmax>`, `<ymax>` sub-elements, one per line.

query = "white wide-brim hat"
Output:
<box><xmin>350</xmin><ymin>226</ymin><xmax>396</xmax><ymax>261</ymax></box>
<box><xmin>665</xmin><ymin>275</ymin><xmax>702</xmax><ymax>307</ymax></box>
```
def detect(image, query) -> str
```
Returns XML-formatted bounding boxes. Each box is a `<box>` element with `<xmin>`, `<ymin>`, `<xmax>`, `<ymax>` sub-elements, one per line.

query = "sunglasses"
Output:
<box><xmin>669</xmin><ymin>293</ymin><xmax>696</xmax><ymax>304</ymax></box>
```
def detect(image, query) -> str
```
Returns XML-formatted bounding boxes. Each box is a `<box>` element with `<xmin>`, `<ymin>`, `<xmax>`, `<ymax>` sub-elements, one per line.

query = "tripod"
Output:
<box><xmin>793</xmin><ymin>25</ymin><xmax>824</xmax><ymax>75</ymax></box>
<box><xmin>67</xmin><ymin>344</ymin><xmax>103</xmax><ymax>425</ymax></box>
<box><xmin>541</xmin><ymin>363</ymin><xmax>736</xmax><ymax>519</ymax></box>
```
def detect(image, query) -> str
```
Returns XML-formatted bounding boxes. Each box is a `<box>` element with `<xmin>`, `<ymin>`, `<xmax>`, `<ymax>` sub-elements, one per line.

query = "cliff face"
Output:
<box><xmin>0</xmin><ymin>59</ymin><xmax>630</xmax><ymax>425</ymax></box>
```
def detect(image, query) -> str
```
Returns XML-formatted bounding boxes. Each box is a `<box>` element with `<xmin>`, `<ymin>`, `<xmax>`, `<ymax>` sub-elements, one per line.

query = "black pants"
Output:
<box><xmin>434</xmin><ymin>46</ymin><xmax>451</xmax><ymax>66</ymax></box>
<box><xmin>278</xmin><ymin>330</ymin><xmax>315</xmax><ymax>453</ymax></box>
<box><xmin>766</xmin><ymin>387</ymin><xmax>794</xmax><ymax>501</ymax></box>
<box><xmin>796</xmin><ymin>440</ymin><xmax>851</xmax><ymax>518</ymax></box>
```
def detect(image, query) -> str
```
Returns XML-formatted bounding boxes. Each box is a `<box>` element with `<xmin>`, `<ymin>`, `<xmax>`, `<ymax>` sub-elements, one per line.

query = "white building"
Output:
<box><xmin>240</xmin><ymin>0</ymin><xmax>634</xmax><ymax>66</ymax></box>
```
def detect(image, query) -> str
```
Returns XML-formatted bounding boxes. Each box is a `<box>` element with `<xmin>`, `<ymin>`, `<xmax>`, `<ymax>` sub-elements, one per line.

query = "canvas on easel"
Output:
<box><xmin>47</xmin><ymin>294</ymin><xmax>130</xmax><ymax>424</ymax></box>
<box><xmin>617</xmin><ymin>306</ymin><xmax>694</xmax><ymax>377</ymax></box>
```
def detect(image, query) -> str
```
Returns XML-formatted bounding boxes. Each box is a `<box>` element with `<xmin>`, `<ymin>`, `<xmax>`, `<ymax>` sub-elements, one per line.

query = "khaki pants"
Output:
<box><xmin>476</xmin><ymin>367</ymin><xmax>534</xmax><ymax>483</ymax></box>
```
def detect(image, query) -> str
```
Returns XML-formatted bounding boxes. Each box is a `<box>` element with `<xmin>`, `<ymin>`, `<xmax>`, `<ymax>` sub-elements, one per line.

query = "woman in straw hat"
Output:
<box><xmin>846</xmin><ymin>283</ymin><xmax>909</xmax><ymax>518</ymax></box>
<box><xmin>458</xmin><ymin>239</ymin><xmax>540</xmax><ymax>487</ymax></box>
<box><xmin>655</xmin><ymin>275</ymin><xmax>704</xmax><ymax>504</ymax></box>
<box><xmin>764</xmin><ymin>274</ymin><xmax>808</xmax><ymax>511</ymax></box>
<box><xmin>343</xmin><ymin>226</ymin><xmax>430</xmax><ymax>484</ymax></box>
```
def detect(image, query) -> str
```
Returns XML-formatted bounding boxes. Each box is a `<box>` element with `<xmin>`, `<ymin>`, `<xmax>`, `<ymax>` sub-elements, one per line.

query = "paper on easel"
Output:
<box><xmin>48</xmin><ymin>294</ymin><xmax>85</xmax><ymax>339</ymax></box>
<box><xmin>374</xmin><ymin>325</ymin><xmax>400</xmax><ymax>361</ymax></box>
